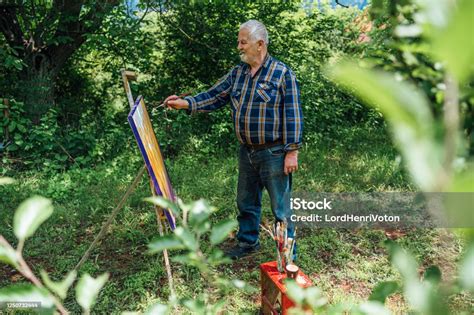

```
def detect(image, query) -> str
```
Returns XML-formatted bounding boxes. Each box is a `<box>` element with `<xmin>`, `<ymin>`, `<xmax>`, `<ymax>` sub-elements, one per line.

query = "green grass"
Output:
<box><xmin>0</xmin><ymin>127</ymin><xmax>471</xmax><ymax>314</ymax></box>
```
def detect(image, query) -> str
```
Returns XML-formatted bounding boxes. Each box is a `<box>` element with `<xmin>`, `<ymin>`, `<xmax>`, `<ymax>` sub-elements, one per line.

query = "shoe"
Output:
<box><xmin>224</xmin><ymin>243</ymin><xmax>260</xmax><ymax>260</ymax></box>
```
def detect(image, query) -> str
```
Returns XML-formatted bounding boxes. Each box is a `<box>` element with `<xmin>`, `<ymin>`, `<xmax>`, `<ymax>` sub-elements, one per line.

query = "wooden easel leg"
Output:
<box><xmin>149</xmin><ymin>179</ymin><xmax>175</xmax><ymax>298</ymax></box>
<box><xmin>75</xmin><ymin>165</ymin><xmax>146</xmax><ymax>272</ymax></box>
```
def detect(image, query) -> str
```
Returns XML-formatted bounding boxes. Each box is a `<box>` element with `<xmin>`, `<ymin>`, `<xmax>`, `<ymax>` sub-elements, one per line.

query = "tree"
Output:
<box><xmin>0</xmin><ymin>0</ymin><xmax>120</xmax><ymax>121</ymax></box>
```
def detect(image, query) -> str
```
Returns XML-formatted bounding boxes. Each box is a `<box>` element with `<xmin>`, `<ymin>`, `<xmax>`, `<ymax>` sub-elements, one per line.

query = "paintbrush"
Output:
<box><xmin>275</xmin><ymin>222</ymin><xmax>284</xmax><ymax>272</ymax></box>
<box><xmin>260</xmin><ymin>224</ymin><xmax>274</xmax><ymax>239</ymax></box>
<box><xmin>288</xmin><ymin>227</ymin><xmax>297</xmax><ymax>265</ymax></box>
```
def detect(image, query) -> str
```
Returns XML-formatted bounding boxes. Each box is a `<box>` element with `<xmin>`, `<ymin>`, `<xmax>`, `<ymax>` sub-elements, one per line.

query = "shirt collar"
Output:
<box><xmin>244</xmin><ymin>54</ymin><xmax>272</xmax><ymax>74</ymax></box>
<box><xmin>262</xmin><ymin>53</ymin><xmax>272</xmax><ymax>69</ymax></box>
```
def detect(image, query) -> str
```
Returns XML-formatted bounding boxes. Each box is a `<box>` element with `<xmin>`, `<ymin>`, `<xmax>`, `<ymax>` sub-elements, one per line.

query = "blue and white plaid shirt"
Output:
<box><xmin>185</xmin><ymin>54</ymin><xmax>303</xmax><ymax>151</ymax></box>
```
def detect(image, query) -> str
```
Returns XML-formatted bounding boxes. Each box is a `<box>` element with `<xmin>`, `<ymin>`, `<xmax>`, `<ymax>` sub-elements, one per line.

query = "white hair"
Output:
<box><xmin>239</xmin><ymin>20</ymin><xmax>269</xmax><ymax>45</ymax></box>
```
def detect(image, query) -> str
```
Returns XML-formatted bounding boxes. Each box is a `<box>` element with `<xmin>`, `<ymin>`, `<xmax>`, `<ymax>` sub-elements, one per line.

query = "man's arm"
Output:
<box><xmin>282</xmin><ymin>69</ymin><xmax>303</xmax><ymax>175</ymax></box>
<box><xmin>165</xmin><ymin>70</ymin><xmax>234</xmax><ymax>112</ymax></box>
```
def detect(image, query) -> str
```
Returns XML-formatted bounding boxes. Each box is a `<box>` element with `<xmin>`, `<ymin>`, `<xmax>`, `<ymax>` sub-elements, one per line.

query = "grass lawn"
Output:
<box><xmin>1</xmin><ymin>128</ymin><xmax>471</xmax><ymax>313</ymax></box>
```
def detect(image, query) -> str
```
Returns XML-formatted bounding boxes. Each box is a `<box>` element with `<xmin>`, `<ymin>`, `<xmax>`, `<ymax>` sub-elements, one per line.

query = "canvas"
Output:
<box><xmin>128</xmin><ymin>95</ymin><xmax>176</xmax><ymax>229</ymax></box>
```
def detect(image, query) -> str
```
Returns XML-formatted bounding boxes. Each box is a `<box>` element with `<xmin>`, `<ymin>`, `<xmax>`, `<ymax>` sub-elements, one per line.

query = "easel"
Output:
<box><xmin>121</xmin><ymin>69</ymin><xmax>175</xmax><ymax>296</ymax></box>
<box><xmin>74</xmin><ymin>69</ymin><xmax>175</xmax><ymax>297</ymax></box>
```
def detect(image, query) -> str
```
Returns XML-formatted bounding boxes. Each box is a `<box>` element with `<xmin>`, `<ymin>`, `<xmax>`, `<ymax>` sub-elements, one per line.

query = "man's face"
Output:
<box><xmin>237</xmin><ymin>29</ymin><xmax>261</xmax><ymax>64</ymax></box>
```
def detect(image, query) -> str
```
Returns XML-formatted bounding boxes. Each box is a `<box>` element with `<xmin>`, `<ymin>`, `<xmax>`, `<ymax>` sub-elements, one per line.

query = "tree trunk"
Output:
<box><xmin>17</xmin><ymin>52</ymin><xmax>55</xmax><ymax>123</ymax></box>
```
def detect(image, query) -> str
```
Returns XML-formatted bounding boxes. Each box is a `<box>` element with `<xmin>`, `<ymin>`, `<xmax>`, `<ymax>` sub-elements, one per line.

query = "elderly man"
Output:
<box><xmin>165</xmin><ymin>20</ymin><xmax>303</xmax><ymax>259</ymax></box>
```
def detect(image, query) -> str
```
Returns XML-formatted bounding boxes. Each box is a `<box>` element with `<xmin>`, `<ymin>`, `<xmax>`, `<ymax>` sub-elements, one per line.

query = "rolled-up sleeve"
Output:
<box><xmin>185</xmin><ymin>70</ymin><xmax>233</xmax><ymax>114</ymax></box>
<box><xmin>282</xmin><ymin>69</ymin><xmax>303</xmax><ymax>151</ymax></box>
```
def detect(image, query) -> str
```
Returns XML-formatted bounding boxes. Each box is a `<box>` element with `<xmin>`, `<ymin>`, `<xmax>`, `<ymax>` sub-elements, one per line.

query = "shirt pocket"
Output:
<box><xmin>256</xmin><ymin>81</ymin><xmax>278</xmax><ymax>104</ymax></box>
<box><xmin>231</xmin><ymin>90</ymin><xmax>241</xmax><ymax>109</ymax></box>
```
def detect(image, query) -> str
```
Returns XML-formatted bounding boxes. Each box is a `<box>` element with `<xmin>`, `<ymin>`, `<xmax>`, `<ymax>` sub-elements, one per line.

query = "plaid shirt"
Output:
<box><xmin>185</xmin><ymin>54</ymin><xmax>303</xmax><ymax>151</ymax></box>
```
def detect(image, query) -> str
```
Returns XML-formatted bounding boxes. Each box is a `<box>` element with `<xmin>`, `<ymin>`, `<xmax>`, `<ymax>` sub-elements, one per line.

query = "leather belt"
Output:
<box><xmin>244</xmin><ymin>140</ymin><xmax>283</xmax><ymax>151</ymax></box>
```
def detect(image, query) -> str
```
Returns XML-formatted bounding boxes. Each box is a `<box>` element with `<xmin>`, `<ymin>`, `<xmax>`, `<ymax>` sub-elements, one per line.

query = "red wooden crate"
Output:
<box><xmin>260</xmin><ymin>261</ymin><xmax>313</xmax><ymax>314</ymax></box>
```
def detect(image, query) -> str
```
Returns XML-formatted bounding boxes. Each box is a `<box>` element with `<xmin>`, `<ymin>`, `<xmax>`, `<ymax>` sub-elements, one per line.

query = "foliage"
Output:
<box><xmin>286</xmin><ymin>240</ymin><xmax>473</xmax><ymax>315</ymax></box>
<box><xmin>0</xmin><ymin>0</ymin><xmax>127</xmax><ymax>118</ymax></box>
<box><xmin>1</xmin><ymin>1</ymin><xmax>390</xmax><ymax>171</ymax></box>
<box><xmin>0</xmin><ymin>185</ymin><xmax>109</xmax><ymax>314</ymax></box>
<box><xmin>362</xmin><ymin>0</ymin><xmax>474</xmax><ymax>154</ymax></box>
<box><xmin>327</xmin><ymin>0</ymin><xmax>473</xmax><ymax>190</ymax></box>
<box><xmin>0</xmin><ymin>98</ymin><xmax>131</xmax><ymax>171</ymax></box>
<box><xmin>146</xmin><ymin>2</ymin><xmax>380</xmax><ymax>152</ymax></box>
<box><xmin>144</xmin><ymin>197</ymin><xmax>254</xmax><ymax>314</ymax></box>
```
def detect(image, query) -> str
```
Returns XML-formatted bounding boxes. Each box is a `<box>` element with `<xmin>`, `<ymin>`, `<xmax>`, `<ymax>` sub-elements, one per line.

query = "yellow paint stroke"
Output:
<box><xmin>133</xmin><ymin>98</ymin><xmax>172</xmax><ymax>199</ymax></box>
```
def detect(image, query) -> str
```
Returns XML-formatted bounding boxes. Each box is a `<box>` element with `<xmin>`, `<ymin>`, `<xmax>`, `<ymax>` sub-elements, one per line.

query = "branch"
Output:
<box><xmin>335</xmin><ymin>0</ymin><xmax>349</xmax><ymax>8</ymax></box>
<box><xmin>47</xmin><ymin>0</ymin><xmax>119</xmax><ymax>75</ymax></box>
<box><xmin>0</xmin><ymin>236</ymin><xmax>69</xmax><ymax>314</ymax></box>
<box><xmin>0</xmin><ymin>6</ymin><xmax>25</xmax><ymax>56</ymax></box>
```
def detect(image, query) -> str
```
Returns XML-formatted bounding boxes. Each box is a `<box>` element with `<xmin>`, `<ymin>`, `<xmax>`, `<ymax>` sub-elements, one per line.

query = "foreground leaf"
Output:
<box><xmin>75</xmin><ymin>273</ymin><xmax>109</xmax><ymax>312</ymax></box>
<box><xmin>210</xmin><ymin>219</ymin><xmax>237</xmax><ymax>245</ymax></box>
<box><xmin>145</xmin><ymin>196</ymin><xmax>180</xmax><ymax>216</ymax></box>
<box><xmin>284</xmin><ymin>280</ymin><xmax>305</xmax><ymax>305</ymax></box>
<box><xmin>386</xmin><ymin>241</ymin><xmax>429</xmax><ymax>313</ymax></box>
<box><xmin>40</xmin><ymin>270</ymin><xmax>77</xmax><ymax>299</ymax></box>
<box><xmin>0</xmin><ymin>242</ymin><xmax>19</xmax><ymax>268</ymax></box>
<box><xmin>174</xmin><ymin>227</ymin><xmax>198</xmax><ymax>251</ymax></box>
<box><xmin>0</xmin><ymin>177</ymin><xmax>15</xmax><ymax>185</ymax></box>
<box><xmin>357</xmin><ymin>301</ymin><xmax>391</xmax><ymax>315</ymax></box>
<box><xmin>189</xmin><ymin>199</ymin><xmax>212</xmax><ymax>230</ymax></box>
<box><xmin>148</xmin><ymin>235</ymin><xmax>185</xmax><ymax>253</ymax></box>
<box><xmin>13</xmin><ymin>196</ymin><xmax>53</xmax><ymax>241</ymax></box>
<box><xmin>326</xmin><ymin>62</ymin><xmax>441</xmax><ymax>190</ymax></box>
<box><xmin>432</xmin><ymin>0</ymin><xmax>474</xmax><ymax>84</ymax></box>
<box><xmin>369</xmin><ymin>281</ymin><xmax>399</xmax><ymax>303</ymax></box>
<box><xmin>459</xmin><ymin>243</ymin><xmax>474</xmax><ymax>292</ymax></box>
<box><xmin>423</xmin><ymin>266</ymin><xmax>442</xmax><ymax>285</ymax></box>
<box><xmin>144</xmin><ymin>303</ymin><xmax>169</xmax><ymax>315</ymax></box>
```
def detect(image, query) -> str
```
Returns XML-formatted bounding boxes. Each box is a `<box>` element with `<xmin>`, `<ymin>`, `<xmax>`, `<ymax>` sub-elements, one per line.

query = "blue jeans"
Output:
<box><xmin>236</xmin><ymin>144</ymin><xmax>294</xmax><ymax>247</ymax></box>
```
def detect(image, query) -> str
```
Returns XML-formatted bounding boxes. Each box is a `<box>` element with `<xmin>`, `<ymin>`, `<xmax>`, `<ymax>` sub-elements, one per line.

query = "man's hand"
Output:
<box><xmin>164</xmin><ymin>95</ymin><xmax>189</xmax><ymax>110</ymax></box>
<box><xmin>284</xmin><ymin>150</ymin><xmax>298</xmax><ymax>175</ymax></box>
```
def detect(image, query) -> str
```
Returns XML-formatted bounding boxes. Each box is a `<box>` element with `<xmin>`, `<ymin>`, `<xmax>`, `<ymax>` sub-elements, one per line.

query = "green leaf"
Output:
<box><xmin>386</xmin><ymin>242</ymin><xmax>418</xmax><ymax>282</ymax></box>
<box><xmin>148</xmin><ymin>235</ymin><xmax>185</xmax><ymax>253</ymax></box>
<box><xmin>40</xmin><ymin>270</ymin><xmax>77</xmax><ymax>299</ymax></box>
<box><xmin>0</xmin><ymin>243</ymin><xmax>19</xmax><ymax>268</ymax></box>
<box><xmin>14</xmin><ymin>196</ymin><xmax>53</xmax><ymax>241</ymax></box>
<box><xmin>369</xmin><ymin>281</ymin><xmax>399</xmax><ymax>303</ymax></box>
<box><xmin>174</xmin><ymin>227</ymin><xmax>198</xmax><ymax>251</ymax></box>
<box><xmin>8</xmin><ymin>121</ymin><xmax>16</xmax><ymax>132</ymax></box>
<box><xmin>144</xmin><ymin>303</ymin><xmax>169</xmax><ymax>315</ymax></box>
<box><xmin>325</xmin><ymin>61</ymin><xmax>441</xmax><ymax>190</ymax></box>
<box><xmin>182</xmin><ymin>298</ymin><xmax>206</xmax><ymax>313</ymax></box>
<box><xmin>284</xmin><ymin>280</ymin><xmax>305</xmax><ymax>305</ymax></box>
<box><xmin>0</xmin><ymin>177</ymin><xmax>15</xmax><ymax>185</ymax></box>
<box><xmin>386</xmin><ymin>241</ymin><xmax>429</xmax><ymax>312</ymax></box>
<box><xmin>423</xmin><ymin>266</ymin><xmax>441</xmax><ymax>285</ymax></box>
<box><xmin>0</xmin><ymin>284</ymin><xmax>55</xmax><ymax>310</ymax></box>
<box><xmin>432</xmin><ymin>0</ymin><xmax>474</xmax><ymax>84</ymax></box>
<box><xmin>188</xmin><ymin>199</ymin><xmax>212</xmax><ymax>227</ymax></box>
<box><xmin>357</xmin><ymin>301</ymin><xmax>391</xmax><ymax>315</ymax></box>
<box><xmin>304</xmin><ymin>286</ymin><xmax>328</xmax><ymax>309</ymax></box>
<box><xmin>459</xmin><ymin>243</ymin><xmax>474</xmax><ymax>292</ymax></box>
<box><xmin>144</xmin><ymin>196</ymin><xmax>180</xmax><ymax>216</ymax></box>
<box><xmin>210</xmin><ymin>219</ymin><xmax>237</xmax><ymax>245</ymax></box>
<box><xmin>7</xmin><ymin>143</ymin><xmax>18</xmax><ymax>151</ymax></box>
<box><xmin>75</xmin><ymin>273</ymin><xmax>109</xmax><ymax>312</ymax></box>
